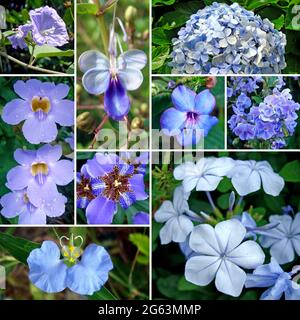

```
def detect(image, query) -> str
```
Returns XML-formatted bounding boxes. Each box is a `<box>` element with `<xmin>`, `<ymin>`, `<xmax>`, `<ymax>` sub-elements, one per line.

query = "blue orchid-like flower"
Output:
<box><xmin>79</xmin><ymin>47</ymin><xmax>147</xmax><ymax>121</ymax></box>
<box><xmin>245</xmin><ymin>258</ymin><xmax>300</xmax><ymax>300</ymax></box>
<box><xmin>160</xmin><ymin>85</ymin><xmax>218</xmax><ymax>146</ymax></box>
<box><xmin>28</xmin><ymin>240</ymin><xmax>113</xmax><ymax>295</ymax></box>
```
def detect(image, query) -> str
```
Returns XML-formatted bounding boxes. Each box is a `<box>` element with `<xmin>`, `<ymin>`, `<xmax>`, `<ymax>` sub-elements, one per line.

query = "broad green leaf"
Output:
<box><xmin>280</xmin><ymin>160</ymin><xmax>300</xmax><ymax>182</ymax></box>
<box><xmin>129</xmin><ymin>233</ymin><xmax>149</xmax><ymax>256</ymax></box>
<box><xmin>30</xmin><ymin>45</ymin><xmax>74</xmax><ymax>60</ymax></box>
<box><xmin>152</xmin><ymin>46</ymin><xmax>170</xmax><ymax>70</ymax></box>
<box><xmin>89</xmin><ymin>286</ymin><xmax>118</xmax><ymax>300</ymax></box>
<box><xmin>217</xmin><ymin>177</ymin><xmax>233</xmax><ymax>193</ymax></box>
<box><xmin>137</xmin><ymin>255</ymin><xmax>149</xmax><ymax>265</ymax></box>
<box><xmin>217</xmin><ymin>193</ymin><xmax>230</xmax><ymax>210</ymax></box>
<box><xmin>0</xmin><ymin>233</ymin><xmax>40</xmax><ymax>265</ymax></box>
<box><xmin>177</xmin><ymin>276</ymin><xmax>199</xmax><ymax>291</ymax></box>
<box><xmin>153</xmin><ymin>0</ymin><xmax>176</xmax><ymax>6</ymax></box>
<box><xmin>77</xmin><ymin>3</ymin><xmax>98</xmax><ymax>15</ymax></box>
<box><xmin>152</xmin><ymin>28</ymin><xmax>171</xmax><ymax>45</ymax></box>
<box><xmin>246</xmin><ymin>0</ymin><xmax>280</xmax><ymax>11</ymax></box>
<box><xmin>272</xmin><ymin>14</ymin><xmax>285</xmax><ymax>30</ymax></box>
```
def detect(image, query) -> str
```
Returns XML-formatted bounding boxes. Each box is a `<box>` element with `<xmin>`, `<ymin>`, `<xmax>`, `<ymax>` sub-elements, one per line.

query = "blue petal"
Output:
<box><xmin>66</xmin><ymin>244</ymin><xmax>113</xmax><ymax>295</ymax></box>
<box><xmin>196</xmin><ymin>115</ymin><xmax>218</xmax><ymax>136</ymax></box>
<box><xmin>78</xmin><ymin>50</ymin><xmax>109</xmax><ymax>73</ymax></box>
<box><xmin>119</xmin><ymin>191</ymin><xmax>136</xmax><ymax>209</ymax></box>
<box><xmin>91</xmin><ymin>177</ymin><xmax>106</xmax><ymax>196</ymax></box>
<box><xmin>171</xmin><ymin>85</ymin><xmax>196</xmax><ymax>112</ymax></box>
<box><xmin>160</xmin><ymin>108</ymin><xmax>186</xmax><ymax>135</ymax></box>
<box><xmin>118</xmin><ymin>68</ymin><xmax>143</xmax><ymax>91</ymax></box>
<box><xmin>86</xmin><ymin>196</ymin><xmax>117</xmax><ymax>224</ymax></box>
<box><xmin>27</xmin><ymin>241</ymin><xmax>67</xmax><ymax>293</ymax></box>
<box><xmin>194</xmin><ymin>89</ymin><xmax>216</xmax><ymax>114</ymax></box>
<box><xmin>104</xmin><ymin>77</ymin><xmax>130</xmax><ymax>120</ymax></box>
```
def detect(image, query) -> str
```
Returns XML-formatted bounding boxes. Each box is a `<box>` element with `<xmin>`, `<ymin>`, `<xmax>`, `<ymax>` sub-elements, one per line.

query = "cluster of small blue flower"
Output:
<box><xmin>170</xmin><ymin>2</ymin><xmax>286</xmax><ymax>74</ymax></box>
<box><xmin>228</xmin><ymin>77</ymin><xmax>300</xmax><ymax>149</ymax></box>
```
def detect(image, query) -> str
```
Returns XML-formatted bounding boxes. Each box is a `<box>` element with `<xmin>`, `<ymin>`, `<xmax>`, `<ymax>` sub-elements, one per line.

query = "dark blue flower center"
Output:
<box><xmin>186</xmin><ymin>111</ymin><xmax>199</xmax><ymax>122</ymax></box>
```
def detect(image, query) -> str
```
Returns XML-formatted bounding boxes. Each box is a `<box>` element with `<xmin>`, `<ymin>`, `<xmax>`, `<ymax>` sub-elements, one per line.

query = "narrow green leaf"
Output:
<box><xmin>77</xmin><ymin>3</ymin><xmax>98</xmax><ymax>15</ymax></box>
<box><xmin>0</xmin><ymin>233</ymin><xmax>40</xmax><ymax>265</ymax></box>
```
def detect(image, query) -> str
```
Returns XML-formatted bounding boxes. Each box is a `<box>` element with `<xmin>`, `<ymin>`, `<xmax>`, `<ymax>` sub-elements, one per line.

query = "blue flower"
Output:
<box><xmin>170</xmin><ymin>3</ymin><xmax>286</xmax><ymax>74</ymax></box>
<box><xmin>259</xmin><ymin>213</ymin><xmax>300</xmax><ymax>264</ymax></box>
<box><xmin>184</xmin><ymin>219</ymin><xmax>265</xmax><ymax>297</ymax></box>
<box><xmin>245</xmin><ymin>258</ymin><xmax>300</xmax><ymax>300</ymax></box>
<box><xmin>28</xmin><ymin>240</ymin><xmax>113</xmax><ymax>295</ymax></box>
<box><xmin>133</xmin><ymin>211</ymin><xmax>149</xmax><ymax>225</ymax></box>
<box><xmin>79</xmin><ymin>49</ymin><xmax>147</xmax><ymax>121</ymax></box>
<box><xmin>160</xmin><ymin>85</ymin><xmax>218</xmax><ymax>146</ymax></box>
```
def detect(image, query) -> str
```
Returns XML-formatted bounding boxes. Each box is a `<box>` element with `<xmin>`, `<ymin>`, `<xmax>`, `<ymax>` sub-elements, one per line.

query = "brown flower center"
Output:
<box><xmin>77</xmin><ymin>176</ymin><xmax>95</xmax><ymax>201</ymax></box>
<box><xmin>31</xmin><ymin>96</ymin><xmax>51</xmax><ymax>113</ymax></box>
<box><xmin>102</xmin><ymin>166</ymin><xmax>132</xmax><ymax>201</ymax></box>
<box><xmin>30</xmin><ymin>162</ymin><xmax>49</xmax><ymax>176</ymax></box>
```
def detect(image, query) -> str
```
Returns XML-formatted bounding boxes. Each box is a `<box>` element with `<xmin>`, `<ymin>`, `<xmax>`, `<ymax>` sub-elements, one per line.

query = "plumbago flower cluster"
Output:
<box><xmin>8</xmin><ymin>6</ymin><xmax>69</xmax><ymax>50</ymax></box>
<box><xmin>170</xmin><ymin>2</ymin><xmax>286</xmax><ymax>74</ymax></box>
<box><xmin>155</xmin><ymin>157</ymin><xmax>300</xmax><ymax>299</ymax></box>
<box><xmin>0</xmin><ymin>79</ymin><xmax>74</xmax><ymax>224</ymax></box>
<box><xmin>27</xmin><ymin>235</ymin><xmax>113</xmax><ymax>295</ymax></box>
<box><xmin>77</xmin><ymin>153</ymin><xmax>149</xmax><ymax>224</ymax></box>
<box><xmin>79</xmin><ymin>14</ymin><xmax>147</xmax><ymax>121</ymax></box>
<box><xmin>228</xmin><ymin>77</ymin><xmax>300</xmax><ymax>149</ymax></box>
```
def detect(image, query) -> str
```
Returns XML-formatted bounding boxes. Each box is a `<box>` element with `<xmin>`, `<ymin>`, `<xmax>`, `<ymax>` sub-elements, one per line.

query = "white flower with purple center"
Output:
<box><xmin>160</xmin><ymin>85</ymin><xmax>218</xmax><ymax>146</ymax></box>
<box><xmin>5</xmin><ymin>144</ymin><xmax>73</xmax><ymax>208</ymax></box>
<box><xmin>185</xmin><ymin>219</ymin><xmax>265</xmax><ymax>297</ymax></box>
<box><xmin>77</xmin><ymin>153</ymin><xmax>148</xmax><ymax>224</ymax></box>
<box><xmin>2</xmin><ymin>79</ymin><xmax>74</xmax><ymax>144</ymax></box>
<box><xmin>79</xmin><ymin>49</ymin><xmax>147</xmax><ymax>121</ymax></box>
<box><xmin>0</xmin><ymin>189</ymin><xmax>67</xmax><ymax>225</ymax></box>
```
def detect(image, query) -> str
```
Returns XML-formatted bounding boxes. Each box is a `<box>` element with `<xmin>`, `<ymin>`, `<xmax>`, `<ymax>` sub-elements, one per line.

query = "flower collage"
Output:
<box><xmin>0</xmin><ymin>0</ymin><xmax>300</xmax><ymax>304</ymax></box>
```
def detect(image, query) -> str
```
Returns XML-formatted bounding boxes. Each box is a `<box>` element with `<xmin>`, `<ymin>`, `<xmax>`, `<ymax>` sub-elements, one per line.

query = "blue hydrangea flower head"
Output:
<box><xmin>28</xmin><ymin>239</ymin><xmax>113</xmax><ymax>295</ymax></box>
<box><xmin>160</xmin><ymin>85</ymin><xmax>218</xmax><ymax>146</ymax></box>
<box><xmin>170</xmin><ymin>2</ymin><xmax>286</xmax><ymax>74</ymax></box>
<box><xmin>1</xmin><ymin>79</ymin><xmax>74</xmax><ymax>144</ymax></box>
<box><xmin>245</xmin><ymin>258</ymin><xmax>300</xmax><ymax>300</ymax></box>
<box><xmin>77</xmin><ymin>153</ymin><xmax>148</xmax><ymax>224</ymax></box>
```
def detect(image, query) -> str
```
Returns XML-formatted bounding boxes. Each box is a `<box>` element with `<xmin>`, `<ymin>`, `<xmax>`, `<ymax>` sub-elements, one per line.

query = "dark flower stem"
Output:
<box><xmin>89</xmin><ymin>114</ymin><xmax>109</xmax><ymax>149</ymax></box>
<box><xmin>0</xmin><ymin>52</ymin><xmax>66</xmax><ymax>74</ymax></box>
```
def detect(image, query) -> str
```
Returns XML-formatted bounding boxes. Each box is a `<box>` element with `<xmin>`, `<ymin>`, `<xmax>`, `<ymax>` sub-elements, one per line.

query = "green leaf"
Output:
<box><xmin>153</xmin><ymin>0</ymin><xmax>176</xmax><ymax>6</ymax></box>
<box><xmin>30</xmin><ymin>45</ymin><xmax>74</xmax><ymax>60</ymax></box>
<box><xmin>217</xmin><ymin>177</ymin><xmax>233</xmax><ymax>193</ymax></box>
<box><xmin>89</xmin><ymin>286</ymin><xmax>118</xmax><ymax>300</ymax></box>
<box><xmin>272</xmin><ymin>14</ymin><xmax>285</xmax><ymax>30</ymax></box>
<box><xmin>217</xmin><ymin>193</ymin><xmax>230</xmax><ymax>210</ymax></box>
<box><xmin>77</xmin><ymin>3</ymin><xmax>98</xmax><ymax>15</ymax></box>
<box><xmin>286</xmin><ymin>4</ymin><xmax>300</xmax><ymax>31</ymax></box>
<box><xmin>177</xmin><ymin>276</ymin><xmax>199</xmax><ymax>291</ymax></box>
<box><xmin>280</xmin><ymin>160</ymin><xmax>300</xmax><ymax>182</ymax></box>
<box><xmin>246</xmin><ymin>0</ymin><xmax>279</xmax><ymax>10</ymax></box>
<box><xmin>152</xmin><ymin>46</ymin><xmax>170</xmax><ymax>71</ymax></box>
<box><xmin>129</xmin><ymin>233</ymin><xmax>149</xmax><ymax>256</ymax></box>
<box><xmin>0</xmin><ymin>233</ymin><xmax>40</xmax><ymax>265</ymax></box>
<box><xmin>152</xmin><ymin>28</ymin><xmax>171</xmax><ymax>45</ymax></box>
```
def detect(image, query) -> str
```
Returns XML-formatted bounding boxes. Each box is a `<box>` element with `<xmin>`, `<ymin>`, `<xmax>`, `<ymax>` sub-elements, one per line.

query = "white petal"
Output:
<box><xmin>82</xmin><ymin>68</ymin><xmax>110</xmax><ymax>95</ymax></box>
<box><xmin>292</xmin><ymin>235</ymin><xmax>300</xmax><ymax>256</ymax></box>
<box><xmin>118</xmin><ymin>49</ymin><xmax>147</xmax><ymax>70</ymax></box>
<box><xmin>215</xmin><ymin>260</ymin><xmax>246</xmax><ymax>297</ymax></box>
<box><xmin>173</xmin><ymin>186</ymin><xmax>190</xmax><ymax>214</ymax></box>
<box><xmin>205</xmin><ymin>157</ymin><xmax>235</xmax><ymax>176</ymax></box>
<box><xmin>118</xmin><ymin>68</ymin><xmax>143</xmax><ymax>91</ymax></box>
<box><xmin>183</xmin><ymin>176</ymin><xmax>201</xmax><ymax>192</ymax></box>
<box><xmin>173</xmin><ymin>162</ymin><xmax>195</xmax><ymax>180</ymax></box>
<box><xmin>228</xmin><ymin>240</ymin><xmax>265</xmax><ymax>269</ymax></box>
<box><xmin>259</xmin><ymin>165</ymin><xmax>284</xmax><ymax>196</ymax></box>
<box><xmin>154</xmin><ymin>201</ymin><xmax>176</xmax><ymax>223</ymax></box>
<box><xmin>230</xmin><ymin>162</ymin><xmax>261</xmax><ymax>196</ymax></box>
<box><xmin>270</xmin><ymin>238</ymin><xmax>295</xmax><ymax>264</ymax></box>
<box><xmin>215</xmin><ymin>219</ymin><xmax>246</xmax><ymax>253</ymax></box>
<box><xmin>185</xmin><ymin>255</ymin><xmax>221</xmax><ymax>286</ymax></box>
<box><xmin>196</xmin><ymin>175</ymin><xmax>223</xmax><ymax>191</ymax></box>
<box><xmin>291</xmin><ymin>212</ymin><xmax>300</xmax><ymax>235</ymax></box>
<box><xmin>159</xmin><ymin>216</ymin><xmax>193</xmax><ymax>244</ymax></box>
<box><xmin>78</xmin><ymin>50</ymin><xmax>109</xmax><ymax>73</ymax></box>
<box><xmin>227</xmin><ymin>36</ymin><xmax>237</xmax><ymax>45</ymax></box>
<box><xmin>189</xmin><ymin>224</ymin><xmax>220</xmax><ymax>255</ymax></box>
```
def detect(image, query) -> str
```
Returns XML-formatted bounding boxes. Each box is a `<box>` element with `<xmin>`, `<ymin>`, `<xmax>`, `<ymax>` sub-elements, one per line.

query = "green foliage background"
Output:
<box><xmin>152</xmin><ymin>0</ymin><xmax>300</xmax><ymax>74</ymax></box>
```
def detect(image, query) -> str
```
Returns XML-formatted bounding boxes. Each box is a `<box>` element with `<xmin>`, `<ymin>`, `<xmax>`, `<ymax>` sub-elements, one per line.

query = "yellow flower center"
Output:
<box><xmin>30</xmin><ymin>162</ymin><xmax>49</xmax><ymax>176</ymax></box>
<box><xmin>31</xmin><ymin>96</ymin><xmax>51</xmax><ymax>113</ymax></box>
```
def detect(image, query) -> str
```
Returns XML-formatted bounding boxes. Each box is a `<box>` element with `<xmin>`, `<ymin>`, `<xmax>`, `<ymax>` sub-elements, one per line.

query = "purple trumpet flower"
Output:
<box><xmin>160</xmin><ymin>85</ymin><xmax>218</xmax><ymax>146</ymax></box>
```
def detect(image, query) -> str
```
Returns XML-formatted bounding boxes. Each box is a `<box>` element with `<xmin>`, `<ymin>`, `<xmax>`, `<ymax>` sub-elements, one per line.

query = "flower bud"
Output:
<box><xmin>140</xmin><ymin>103</ymin><xmax>148</xmax><ymax>115</ymax></box>
<box><xmin>131</xmin><ymin>116</ymin><xmax>143</xmax><ymax>129</ymax></box>
<box><xmin>125</xmin><ymin>6</ymin><xmax>137</xmax><ymax>23</ymax></box>
<box><xmin>77</xmin><ymin>112</ymin><xmax>96</xmax><ymax>133</ymax></box>
<box><xmin>206</xmin><ymin>76</ymin><xmax>217</xmax><ymax>89</ymax></box>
